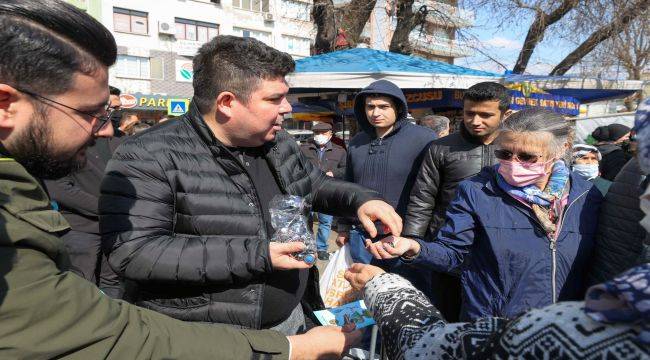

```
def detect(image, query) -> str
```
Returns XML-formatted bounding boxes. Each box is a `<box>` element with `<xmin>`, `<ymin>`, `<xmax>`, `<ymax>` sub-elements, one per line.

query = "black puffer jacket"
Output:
<box><xmin>99</xmin><ymin>103</ymin><xmax>379</xmax><ymax>328</ymax></box>
<box><xmin>589</xmin><ymin>158</ymin><xmax>648</xmax><ymax>285</ymax></box>
<box><xmin>403</xmin><ymin>126</ymin><xmax>498</xmax><ymax>238</ymax></box>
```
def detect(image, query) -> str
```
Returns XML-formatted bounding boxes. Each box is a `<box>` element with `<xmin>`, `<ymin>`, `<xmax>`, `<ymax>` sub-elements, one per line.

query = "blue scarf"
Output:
<box><xmin>585</xmin><ymin>263</ymin><xmax>650</xmax><ymax>344</ymax></box>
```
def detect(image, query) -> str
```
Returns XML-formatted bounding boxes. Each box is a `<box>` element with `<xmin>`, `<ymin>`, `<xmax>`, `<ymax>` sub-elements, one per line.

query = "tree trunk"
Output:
<box><xmin>339</xmin><ymin>0</ymin><xmax>378</xmax><ymax>45</ymax></box>
<box><xmin>312</xmin><ymin>0</ymin><xmax>377</xmax><ymax>54</ymax></box>
<box><xmin>388</xmin><ymin>0</ymin><xmax>426</xmax><ymax>54</ymax></box>
<box><xmin>512</xmin><ymin>0</ymin><xmax>579</xmax><ymax>74</ymax></box>
<box><xmin>550</xmin><ymin>0</ymin><xmax>650</xmax><ymax>75</ymax></box>
<box><xmin>312</xmin><ymin>0</ymin><xmax>337</xmax><ymax>54</ymax></box>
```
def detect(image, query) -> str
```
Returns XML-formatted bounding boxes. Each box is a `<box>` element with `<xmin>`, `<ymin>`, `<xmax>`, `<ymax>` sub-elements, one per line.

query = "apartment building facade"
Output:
<box><xmin>362</xmin><ymin>0</ymin><xmax>474</xmax><ymax>64</ymax></box>
<box><xmin>67</xmin><ymin>0</ymin><xmax>313</xmax><ymax>120</ymax></box>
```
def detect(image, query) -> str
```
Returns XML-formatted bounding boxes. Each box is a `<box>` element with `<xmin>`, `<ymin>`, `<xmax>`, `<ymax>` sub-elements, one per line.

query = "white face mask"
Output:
<box><xmin>314</xmin><ymin>134</ymin><xmax>330</xmax><ymax>146</ymax></box>
<box><xmin>572</xmin><ymin>163</ymin><xmax>599</xmax><ymax>180</ymax></box>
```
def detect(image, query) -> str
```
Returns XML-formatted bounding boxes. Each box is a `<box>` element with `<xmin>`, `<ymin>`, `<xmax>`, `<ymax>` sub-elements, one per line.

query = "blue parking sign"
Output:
<box><xmin>168</xmin><ymin>99</ymin><xmax>189</xmax><ymax>116</ymax></box>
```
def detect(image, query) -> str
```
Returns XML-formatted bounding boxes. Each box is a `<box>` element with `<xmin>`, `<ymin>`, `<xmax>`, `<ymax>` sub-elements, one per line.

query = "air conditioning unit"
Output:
<box><xmin>158</xmin><ymin>21</ymin><xmax>176</xmax><ymax>35</ymax></box>
<box><xmin>263</xmin><ymin>12</ymin><xmax>274</xmax><ymax>22</ymax></box>
<box><xmin>210</xmin><ymin>0</ymin><xmax>221</xmax><ymax>3</ymax></box>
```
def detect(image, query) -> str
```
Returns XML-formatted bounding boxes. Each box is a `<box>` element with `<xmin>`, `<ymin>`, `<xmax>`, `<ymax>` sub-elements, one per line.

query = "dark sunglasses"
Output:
<box><xmin>494</xmin><ymin>149</ymin><xmax>543</xmax><ymax>163</ymax></box>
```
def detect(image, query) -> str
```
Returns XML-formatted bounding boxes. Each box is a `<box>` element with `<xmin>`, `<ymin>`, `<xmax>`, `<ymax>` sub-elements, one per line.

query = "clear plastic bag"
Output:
<box><xmin>269</xmin><ymin>195</ymin><xmax>317</xmax><ymax>264</ymax></box>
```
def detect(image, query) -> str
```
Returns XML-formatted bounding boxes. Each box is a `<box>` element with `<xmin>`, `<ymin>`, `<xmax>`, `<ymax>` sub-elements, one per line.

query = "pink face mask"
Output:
<box><xmin>498</xmin><ymin>159</ymin><xmax>549</xmax><ymax>187</ymax></box>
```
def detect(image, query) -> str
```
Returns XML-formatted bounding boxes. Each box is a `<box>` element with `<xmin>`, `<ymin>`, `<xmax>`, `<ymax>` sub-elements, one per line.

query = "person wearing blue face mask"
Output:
<box><xmin>572</xmin><ymin>144</ymin><xmax>612</xmax><ymax>195</ymax></box>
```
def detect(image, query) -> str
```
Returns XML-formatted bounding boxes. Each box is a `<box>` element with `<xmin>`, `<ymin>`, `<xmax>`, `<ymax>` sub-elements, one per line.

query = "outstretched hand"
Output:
<box><xmin>364</xmin><ymin>236</ymin><xmax>420</xmax><ymax>260</ymax></box>
<box><xmin>344</xmin><ymin>263</ymin><xmax>385</xmax><ymax>291</ymax></box>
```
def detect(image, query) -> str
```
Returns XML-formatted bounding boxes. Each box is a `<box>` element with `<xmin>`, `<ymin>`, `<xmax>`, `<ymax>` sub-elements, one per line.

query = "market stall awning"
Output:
<box><xmin>504</xmin><ymin>74</ymin><xmax>645</xmax><ymax>103</ymax></box>
<box><xmin>288</xmin><ymin>48</ymin><xmax>501</xmax><ymax>90</ymax></box>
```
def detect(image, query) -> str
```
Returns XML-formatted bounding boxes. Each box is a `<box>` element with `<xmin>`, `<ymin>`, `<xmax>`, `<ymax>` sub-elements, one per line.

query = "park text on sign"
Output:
<box><xmin>119</xmin><ymin>93</ymin><xmax>192</xmax><ymax>111</ymax></box>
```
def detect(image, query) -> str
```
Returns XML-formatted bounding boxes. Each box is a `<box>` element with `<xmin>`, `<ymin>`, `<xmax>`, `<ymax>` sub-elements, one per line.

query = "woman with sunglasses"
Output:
<box><xmin>365</xmin><ymin>108</ymin><xmax>604</xmax><ymax>321</ymax></box>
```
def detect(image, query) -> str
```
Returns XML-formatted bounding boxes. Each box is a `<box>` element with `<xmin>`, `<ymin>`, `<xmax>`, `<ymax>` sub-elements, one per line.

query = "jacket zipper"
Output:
<box><xmin>548</xmin><ymin>189</ymin><xmax>588</xmax><ymax>301</ymax></box>
<box><xmin>509</xmin><ymin>189</ymin><xmax>589</xmax><ymax>303</ymax></box>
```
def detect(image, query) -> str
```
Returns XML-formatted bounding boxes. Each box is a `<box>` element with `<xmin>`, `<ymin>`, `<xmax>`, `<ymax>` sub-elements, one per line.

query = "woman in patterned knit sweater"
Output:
<box><xmin>344</xmin><ymin>101</ymin><xmax>650</xmax><ymax>360</ymax></box>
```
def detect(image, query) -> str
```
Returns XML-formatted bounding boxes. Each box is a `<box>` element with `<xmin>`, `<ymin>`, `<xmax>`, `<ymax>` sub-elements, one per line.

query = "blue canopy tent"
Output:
<box><xmin>287</xmin><ymin>48</ymin><xmax>501</xmax><ymax>91</ymax></box>
<box><xmin>288</xmin><ymin>49</ymin><xmax>588</xmax><ymax>116</ymax></box>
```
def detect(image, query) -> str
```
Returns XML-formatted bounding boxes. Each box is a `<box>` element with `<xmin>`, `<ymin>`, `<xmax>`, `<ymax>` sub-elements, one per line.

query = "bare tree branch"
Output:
<box><xmin>550</xmin><ymin>0</ymin><xmax>650</xmax><ymax>75</ymax></box>
<box><xmin>512</xmin><ymin>0</ymin><xmax>579</xmax><ymax>73</ymax></box>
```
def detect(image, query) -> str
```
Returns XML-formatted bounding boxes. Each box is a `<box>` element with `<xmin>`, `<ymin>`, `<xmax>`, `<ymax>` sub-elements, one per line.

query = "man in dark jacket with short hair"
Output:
<box><xmin>403</xmin><ymin>81</ymin><xmax>511</xmax><ymax>321</ymax></box>
<box><xmin>337</xmin><ymin>80</ymin><xmax>437</xmax><ymax>265</ymax></box>
<box><xmin>300</xmin><ymin>122</ymin><xmax>347</xmax><ymax>260</ymax></box>
<box><xmin>100</xmin><ymin>36</ymin><xmax>400</xmax><ymax>334</ymax></box>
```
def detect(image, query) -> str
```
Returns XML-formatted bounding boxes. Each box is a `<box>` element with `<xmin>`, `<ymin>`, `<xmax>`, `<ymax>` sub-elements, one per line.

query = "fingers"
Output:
<box><xmin>343</xmin><ymin>329</ymin><xmax>364</xmax><ymax>347</ymax></box>
<box><xmin>380</xmin><ymin>208</ymin><xmax>402</xmax><ymax>237</ymax></box>
<box><xmin>335</xmin><ymin>236</ymin><xmax>348</xmax><ymax>247</ymax></box>
<box><xmin>375</xmin><ymin>242</ymin><xmax>395</xmax><ymax>259</ymax></box>
<box><xmin>347</xmin><ymin>263</ymin><xmax>367</xmax><ymax>273</ymax></box>
<box><xmin>281</xmin><ymin>257</ymin><xmax>313</xmax><ymax>270</ymax></box>
<box><xmin>364</xmin><ymin>239</ymin><xmax>382</xmax><ymax>259</ymax></box>
<box><xmin>271</xmin><ymin>241</ymin><xmax>306</xmax><ymax>254</ymax></box>
<box><xmin>383</xmin><ymin>241</ymin><xmax>405</xmax><ymax>256</ymax></box>
<box><xmin>359</xmin><ymin>216</ymin><xmax>378</xmax><ymax>238</ymax></box>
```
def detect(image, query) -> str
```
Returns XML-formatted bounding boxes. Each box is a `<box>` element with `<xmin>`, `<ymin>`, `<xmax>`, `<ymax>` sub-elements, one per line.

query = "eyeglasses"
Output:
<box><xmin>16</xmin><ymin>87</ymin><xmax>113</xmax><ymax>135</ymax></box>
<box><xmin>494</xmin><ymin>149</ymin><xmax>543</xmax><ymax>163</ymax></box>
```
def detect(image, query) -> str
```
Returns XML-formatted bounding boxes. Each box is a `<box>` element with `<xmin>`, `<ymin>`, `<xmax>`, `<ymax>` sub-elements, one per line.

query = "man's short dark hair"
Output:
<box><xmin>463</xmin><ymin>82</ymin><xmax>510</xmax><ymax>112</ymax></box>
<box><xmin>0</xmin><ymin>0</ymin><xmax>117</xmax><ymax>96</ymax></box>
<box><xmin>109</xmin><ymin>86</ymin><xmax>121</xmax><ymax>96</ymax></box>
<box><xmin>192</xmin><ymin>35</ymin><xmax>295</xmax><ymax>113</ymax></box>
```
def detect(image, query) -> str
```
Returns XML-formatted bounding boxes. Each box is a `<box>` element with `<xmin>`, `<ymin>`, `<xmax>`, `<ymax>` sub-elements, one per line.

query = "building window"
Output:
<box><xmin>233</xmin><ymin>27</ymin><xmax>272</xmax><ymax>45</ymax></box>
<box><xmin>281</xmin><ymin>0</ymin><xmax>310</xmax><ymax>21</ymax></box>
<box><xmin>233</xmin><ymin>0</ymin><xmax>269</xmax><ymax>12</ymax></box>
<box><xmin>113</xmin><ymin>8</ymin><xmax>148</xmax><ymax>35</ymax></box>
<box><xmin>175</xmin><ymin>18</ymin><xmax>219</xmax><ymax>42</ymax></box>
<box><xmin>115</xmin><ymin>55</ymin><xmax>164</xmax><ymax>80</ymax></box>
<box><xmin>283</xmin><ymin>35</ymin><xmax>310</xmax><ymax>54</ymax></box>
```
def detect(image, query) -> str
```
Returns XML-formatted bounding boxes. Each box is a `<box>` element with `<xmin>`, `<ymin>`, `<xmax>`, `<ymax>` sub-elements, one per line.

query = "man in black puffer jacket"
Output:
<box><xmin>402</xmin><ymin>82</ymin><xmax>511</xmax><ymax>321</ymax></box>
<box><xmin>99</xmin><ymin>36</ymin><xmax>400</xmax><ymax>334</ymax></box>
<box><xmin>589</xmin><ymin>157</ymin><xmax>649</xmax><ymax>285</ymax></box>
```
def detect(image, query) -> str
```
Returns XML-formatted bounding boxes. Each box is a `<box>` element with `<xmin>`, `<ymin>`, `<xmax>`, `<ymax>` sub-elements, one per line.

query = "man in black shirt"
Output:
<box><xmin>100</xmin><ymin>36</ymin><xmax>401</xmax><ymax>335</ymax></box>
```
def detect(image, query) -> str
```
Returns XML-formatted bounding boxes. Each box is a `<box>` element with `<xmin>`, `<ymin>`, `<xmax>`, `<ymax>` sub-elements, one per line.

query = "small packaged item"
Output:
<box><xmin>269</xmin><ymin>195</ymin><xmax>317</xmax><ymax>264</ymax></box>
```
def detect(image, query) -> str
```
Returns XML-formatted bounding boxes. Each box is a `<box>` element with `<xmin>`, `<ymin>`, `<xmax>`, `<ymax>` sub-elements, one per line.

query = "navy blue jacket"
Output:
<box><xmin>406</xmin><ymin>166</ymin><xmax>603</xmax><ymax>321</ymax></box>
<box><xmin>346</xmin><ymin>80</ymin><xmax>437</xmax><ymax>218</ymax></box>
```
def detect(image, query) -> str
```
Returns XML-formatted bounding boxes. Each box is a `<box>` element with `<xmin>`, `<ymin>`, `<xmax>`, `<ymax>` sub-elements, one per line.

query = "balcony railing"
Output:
<box><xmin>413</xmin><ymin>0</ymin><xmax>474</xmax><ymax>28</ymax></box>
<box><xmin>408</xmin><ymin>32</ymin><xmax>474</xmax><ymax>58</ymax></box>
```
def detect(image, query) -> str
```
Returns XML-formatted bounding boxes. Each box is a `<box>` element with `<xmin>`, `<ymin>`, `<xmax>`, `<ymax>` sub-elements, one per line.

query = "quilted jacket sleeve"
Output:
<box><xmin>403</xmin><ymin>144</ymin><xmax>442</xmax><ymax>238</ymax></box>
<box><xmin>99</xmin><ymin>138</ymin><xmax>271</xmax><ymax>285</ymax></box>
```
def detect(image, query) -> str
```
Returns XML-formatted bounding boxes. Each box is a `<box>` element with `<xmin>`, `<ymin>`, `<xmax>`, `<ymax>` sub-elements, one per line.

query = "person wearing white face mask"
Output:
<box><xmin>571</xmin><ymin>144</ymin><xmax>612</xmax><ymax>195</ymax></box>
<box><xmin>363</xmin><ymin>108</ymin><xmax>604</xmax><ymax>321</ymax></box>
<box><xmin>300</xmin><ymin>122</ymin><xmax>347</xmax><ymax>260</ymax></box>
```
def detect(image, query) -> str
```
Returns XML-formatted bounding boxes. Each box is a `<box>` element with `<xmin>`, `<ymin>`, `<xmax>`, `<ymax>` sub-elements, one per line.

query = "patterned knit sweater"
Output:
<box><xmin>364</xmin><ymin>273</ymin><xmax>649</xmax><ymax>360</ymax></box>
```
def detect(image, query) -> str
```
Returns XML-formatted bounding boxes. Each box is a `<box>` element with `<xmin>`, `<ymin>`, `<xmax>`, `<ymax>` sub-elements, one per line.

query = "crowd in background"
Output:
<box><xmin>0</xmin><ymin>0</ymin><xmax>648</xmax><ymax>359</ymax></box>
